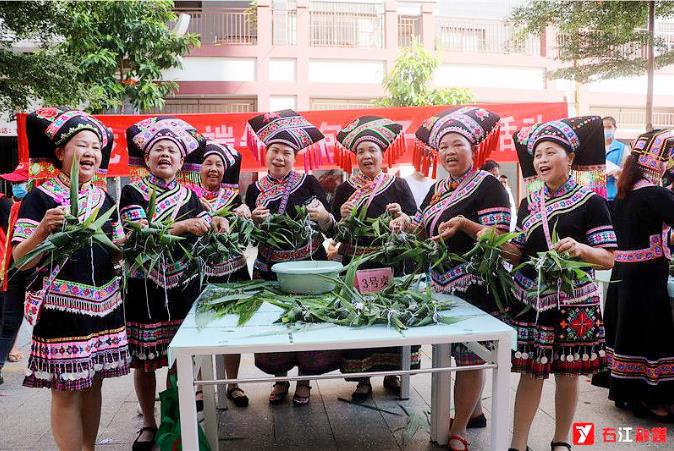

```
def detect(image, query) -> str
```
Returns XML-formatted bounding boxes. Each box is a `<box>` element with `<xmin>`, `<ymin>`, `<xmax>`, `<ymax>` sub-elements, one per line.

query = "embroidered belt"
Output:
<box><xmin>339</xmin><ymin>242</ymin><xmax>380</xmax><ymax>257</ymax></box>
<box><xmin>206</xmin><ymin>255</ymin><xmax>247</xmax><ymax>277</ymax></box>
<box><xmin>615</xmin><ymin>233</ymin><xmax>670</xmax><ymax>263</ymax></box>
<box><xmin>258</xmin><ymin>236</ymin><xmax>323</xmax><ymax>263</ymax></box>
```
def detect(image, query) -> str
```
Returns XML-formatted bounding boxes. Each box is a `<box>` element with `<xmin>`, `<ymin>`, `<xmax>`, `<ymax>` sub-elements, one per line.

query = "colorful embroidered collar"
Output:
<box><xmin>146</xmin><ymin>174</ymin><xmax>178</xmax><ymax>191</ymax></box>
<box><xmin>543</xmin><ymin>176</ymin><xmax>577</xmax><ymax>199</ymax></box>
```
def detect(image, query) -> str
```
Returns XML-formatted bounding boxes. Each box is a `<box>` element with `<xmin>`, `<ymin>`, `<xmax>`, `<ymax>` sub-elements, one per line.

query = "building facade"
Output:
<box><xmin>165</xmin><ymin>0</ymin><xmax>674</xmax><ymax>141</ymax></box>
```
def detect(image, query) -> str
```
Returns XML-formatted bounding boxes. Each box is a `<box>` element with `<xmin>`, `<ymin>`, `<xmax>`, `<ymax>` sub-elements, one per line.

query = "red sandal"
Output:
<box><xmin>448</xmin><ymin>434</ymin><xmax>470</xmax><ymax>451</ymax></box>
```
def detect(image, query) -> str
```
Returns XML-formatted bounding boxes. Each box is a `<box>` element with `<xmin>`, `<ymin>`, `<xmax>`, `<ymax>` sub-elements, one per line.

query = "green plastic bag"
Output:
<box><xmin>156</xmin><ymin>374</ymin><xmax>212</xmax><ymax>451</ymax></box>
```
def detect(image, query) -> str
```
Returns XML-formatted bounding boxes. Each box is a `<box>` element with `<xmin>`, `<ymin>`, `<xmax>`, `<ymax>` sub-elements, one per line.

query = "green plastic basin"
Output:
<box><xmin>271</xmin><ymin>260</ymin><xmax>344</xmax><ymax>294</ymax></box>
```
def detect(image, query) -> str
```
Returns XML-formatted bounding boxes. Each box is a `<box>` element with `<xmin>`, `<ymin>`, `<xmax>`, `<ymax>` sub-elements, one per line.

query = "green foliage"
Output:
<box><xmin>376</xmin><ymin>38</ymin><xmax>475</xmax><ymax>107</ymax></box>
<box><xmin>0</xmin><ymin>1</ymin><xmax>81</xmax><ymax>114</ymax></box>
<box><xmin>0</xmin><ymin>0</ymin><xmax>199</xmax><ymax>115</ymax></box>
<box><xmin>60</xmin><ymin>0</ymin><xmax>200</xmax><ymax>112</ymax></box>
<box><xmin>510</xmin><ymin>0</ymin><xmax>674</xmax><ymax>82</ymax></box>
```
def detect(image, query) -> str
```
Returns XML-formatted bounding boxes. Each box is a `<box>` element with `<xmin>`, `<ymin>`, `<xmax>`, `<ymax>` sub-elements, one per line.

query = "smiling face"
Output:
<box><xmin>438</xmin><ymin>132</ymin><xmax>474</xmax><ymax>177</ymax></box>
<box><xmin>355</xmin><ymin>141</ymin><xmax>383</xmax><ymax>178</ymax></box>
<box><xmin>200</xmin><ymin>154</ymin><xmax>225</xmax><ymax>191</ymax></box>
<box><xmin>265</xmin><ymin>143</ymin><xmax>296</xmax><ymax>179</ymax></box>
<box><xmin>55</xmin><ymin>129</ymin><xmax>102</xmax><ymax>183</ymax></box>
<box><xmin>533</xmin><ymin>140</ymin><xmax>575</xmax><ymax>187</ymax></box>
<box><xmin>144</xmin><ymin>139</ymin><xmax>184</xmax><ymax>181</ymax></box>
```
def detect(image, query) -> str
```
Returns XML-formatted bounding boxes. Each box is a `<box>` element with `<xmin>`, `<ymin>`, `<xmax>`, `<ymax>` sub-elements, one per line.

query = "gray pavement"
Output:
<box><xmin>2</xmin><ymin>324</ymin><xmax>674</xmax><ymax>451</ymax></box>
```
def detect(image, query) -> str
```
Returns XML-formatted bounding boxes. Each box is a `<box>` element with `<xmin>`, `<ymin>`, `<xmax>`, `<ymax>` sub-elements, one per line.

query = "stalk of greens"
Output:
<box><xmin>122</xmin><ymin>188</ymin><xmax>188</xmax><ymax>282</ymax></box>
<box><xmin>189</xmin><ymin>215</ymin><xmax>259</xmax><ymax>287</ymax></box>
<box><xmin>455</xmin><ymin>228</ymin><xmax>522</xmax><ymax>313</ymax></box>
<box><xmin>254</xmin><ymin>205</ymin><xmax>319</xmax><ymax>250</ymax></box>
<box><xmin>514</xmin><ymin>226</ymin><xmax>596</xmax><ymax>304</ymax></box>
<box><xmin>14</xmin><ymin>155</ymin><xmax>118</xmax><ymax>272</ymax></box>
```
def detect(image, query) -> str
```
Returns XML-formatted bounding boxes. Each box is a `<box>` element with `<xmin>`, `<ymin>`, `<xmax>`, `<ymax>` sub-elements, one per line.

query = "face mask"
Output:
<box><xmin>604</xmin><ymin>129</ymin><xmax>615</xmax><ymax>142</ymax></box>
<box><xmin>12</xmin><ymin>183</ymin><xmax>27</xmax><ymax>200</ymax></box>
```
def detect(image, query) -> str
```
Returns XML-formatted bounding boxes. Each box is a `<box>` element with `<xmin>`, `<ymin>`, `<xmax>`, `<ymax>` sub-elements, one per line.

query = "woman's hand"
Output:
<box><xmin>251</xmin><ymin>206</ymin><xmax>270</xmax><ymax>224</ymax></box>
<box><xmin>386</xmin><ymin>203</ymin><xmax>403</xmax><ymax>218</ymax></box>
<box><xmin>35</xmin><ymin>207</ymin><xmax>66</xmax><ymax>238</ymax></box>
<box><xmin>432</xmin><ymin>216</ymin><xmax>465</xmax><ymax>242</ymax></box>
<box><xmin>554</xmin><ymin>237</ymin><xmax>582</xmax><ymax>258</ymax></box>
<box><xmin>390</xmin><ymin>214</ymin><xmax>411</xmax><ymax>234</ymax></box>
<box><xmin>211</xmin><ymin>216</ymin><xmax>230</xmax><ymax>233</ymax></box>
<box><xmin>307</xmin><ymin>200</ymin><xmax>334</xmax><ymax>231</ymax></box>
<box><xmin>340</xmin><ymin>200</ymin><xmax>355</xmax><ymax>219</ymax></box>
<box><xmin>234</xmin><ymin>204</ymin><xmax>251</xmax><ymax>219</ymax></box>
<box><xmin>172</xmin><ymin>218</ymin><xmax>210</xmax><ymax>237</ymax></box>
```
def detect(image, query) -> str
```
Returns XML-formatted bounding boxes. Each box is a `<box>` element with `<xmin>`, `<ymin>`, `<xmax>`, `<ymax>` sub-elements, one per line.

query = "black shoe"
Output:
<box><xmin>508</xmin><ymin>448</ymin><xmax>532</xmax><ymax>451</ymax></box>
<box><xmin>551</xmin><ymin>441</ymin><xmax>572</xmax><ymax>450</ymax></box>
<box><xmin>132</xmin><ymin>426</ymin><xmax>157</xmax><ymax>451</ymax></box>
<box><xmin>383</xmin><ymin>376</ymin><xmax>401</xmax><ymax>396</ymax></box>
<box><xmin>351</xmin><ymin>381</ymin><xmax>372</xmax><ymax>403</ymax></box>
<box><xmin>268</xmin><ymin>381</ymin><xmax>290</xmax><ymax>405</ymax></box>
<box><xmin>633</xmin><ymin>403</ymin><xmax>674</xmax><ymax>423</ymax></box>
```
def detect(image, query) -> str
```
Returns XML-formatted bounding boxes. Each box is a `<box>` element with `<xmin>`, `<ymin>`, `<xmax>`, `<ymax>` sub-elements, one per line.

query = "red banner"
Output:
<box><xmin>17</xmin><ymin>102</ymin><xmax>567</xmax><ymax>176</ymax></box>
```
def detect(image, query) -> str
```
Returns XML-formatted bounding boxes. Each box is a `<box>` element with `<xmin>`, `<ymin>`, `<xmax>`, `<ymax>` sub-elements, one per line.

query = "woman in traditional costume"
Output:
<box><xmin>196</xmin><ymin>141</ymin><xmax>251</xmax><ymax>407</ymax></box>
<box><xmin>121</xmin><ymin>117</ymin><xmax>216</xmax><ymax>450</ymax></box>
<box><xmin>331</xmin><ymin>115</ymin><xmax>418</xmax><ymax>401</ymax></box>
<box><xmin>505</xmin><ymin>117</ymin><xmax>616</xmax><ymax>451</ymax></box>
<box><xmin>390</xmin><ymin>107</ymin><xmax>511</xmax><ymax>450</ymax></box>
<box><xmin>13</xmin><ymin>108</ymin><xmax>129</xmax><ymax>450</ymax></box>
<box><xmin>592</xmin><ymin>129</ymin><xmax>674</xmax><ymax>422</ymax></box>
<box><xmin>244</xmin><ymin>109</ymin><xmax>338</xmax><ymax>406</ymax></box>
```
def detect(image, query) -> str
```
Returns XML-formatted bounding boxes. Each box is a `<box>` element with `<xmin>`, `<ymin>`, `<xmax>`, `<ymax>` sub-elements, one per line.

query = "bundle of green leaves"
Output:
<box><xmin>515</xmin><ymin>227</ymin><xmax>595</xmax><ymax>301</ymax></box>
<box><xmin>122</xmin><ymin>189</ymin><xmax>187</xmax><ymax>279</ymax></box>
<box><xmin>14</xmin><ymin>155</ymin><xmax>118</xmax><ymax>272</ymax></box>
<box><xmin>456</xmin><ymin>228</ymin><xmax>522</xmax><ymax>313</ymax></box>
<box><xmin>254</xmin><ymin>205</ymin><xmax>319</xmax><ymax>250</ymax></box>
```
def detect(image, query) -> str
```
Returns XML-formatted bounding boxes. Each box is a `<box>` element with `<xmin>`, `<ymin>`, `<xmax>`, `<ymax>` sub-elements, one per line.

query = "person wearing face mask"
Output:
<box><xmin>121</xmin><ymin>117</ymin><xmax>217</xmax><ymax>450</ymax></box>
<box><xmin>0</xmin><ymin>162</ymin><xmax>30</xmax><ymax>384</ymax></box>
<box><xmin>331</xmin><ymin>116</ymin><xmax>419</xmax><ymax>401</ymax></box>
<box><xmin>11</xmin><ymin>108</ymin><xmax>129</xmax><ymax>450</ymax></box>
<box><xmin>390</xmin><ymin>107</ymin><xmax>511</xmax><ymax>451</ymax></box>
<box><xmin>195</xmin><ymin>141</ymin><xmax>251</xmax><ymax>408</ymax></box>
<box><xmin>245</xmin><ymin>109</ymin><xmax>339</xmax><ymax>407</ymax></box>
<box><xmin>603</xmin><ymin>116</ymin><xmax>630</xmax><ymax>214</ymax></box>
<box><xmin>499</xmin><ymin>117</ymin><xmax>616</xmax><ymax>451</ymax></box>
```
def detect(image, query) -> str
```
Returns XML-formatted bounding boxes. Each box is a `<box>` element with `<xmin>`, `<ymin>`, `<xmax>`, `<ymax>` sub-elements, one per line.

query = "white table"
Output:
<box><xmin>168</xmin><ymin>293</ymin><xmax>515</xmax><ymax>451</ymax></box>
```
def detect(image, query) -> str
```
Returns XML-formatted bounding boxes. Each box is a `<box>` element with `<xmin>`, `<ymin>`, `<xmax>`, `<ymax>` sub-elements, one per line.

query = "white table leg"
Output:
<box><xmin>177</xmin><ymin>354</ymin><xmax>199</xmax><ymax>451</ymax></box>
<box><xmin>400</xmin><ymin>345</ymin><xmax>411</xmax><ymax>400</ymax></box>
<box><xmin>430</xmin><ymin>343</ymin><xmax>451</xmax><ymax>445</ymax></box>
<box><xmin>215</xmin><ymin>355</ymin><xmax>227</xmax><ymax>410</ymax></box>
<box><xmin>200</xmin><ymin>355</ymin><xmax>219</xmax><ymax>451</ymax></box>
<box><xmin>490</xmin><ymin>334</ymin><xmax>512</xmax><ymax>451</ymax></box>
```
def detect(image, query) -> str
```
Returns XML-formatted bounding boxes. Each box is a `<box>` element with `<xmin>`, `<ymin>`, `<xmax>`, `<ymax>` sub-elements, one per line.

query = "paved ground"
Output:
<box><xmin>1</xmin><ymin>325</ymin><xmax>673</xmax><ymax>451</ymax></box>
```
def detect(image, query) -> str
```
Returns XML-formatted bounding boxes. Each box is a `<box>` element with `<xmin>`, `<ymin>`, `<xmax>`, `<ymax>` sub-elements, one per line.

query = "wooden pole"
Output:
<box><xmin>646</xmin><ymin>1</ymin><xmax>655</xmax><ymax>132</ymax></box>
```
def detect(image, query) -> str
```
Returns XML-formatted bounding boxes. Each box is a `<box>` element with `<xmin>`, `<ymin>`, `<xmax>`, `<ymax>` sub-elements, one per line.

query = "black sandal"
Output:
<box><xmin>132</xmin><ymin>426</ymin><xmax>157</xmax><ymax>451</ymax></box>
<box><xmin>551</xmin><ymin>441</ymin><xmax>572</xmax><ymax>450</ymax></box>
<box><xmin>508</xmin><ymin>447</ymin><xmax>532</xmax><ymax>451</ymax></box>
<box><xmin>268</xmin><ymin>381</ymin><xmax>290</xmax><ymax>405</ymax></box>
<box><xmin>227</xmin><ymin>386</ymin><xmax>249</xmax><ymax>408</ymax></box>
<box><xmin>351</xmin><ymin>381</ymin><xmax>373</xmax><ymax>403</ymax></box>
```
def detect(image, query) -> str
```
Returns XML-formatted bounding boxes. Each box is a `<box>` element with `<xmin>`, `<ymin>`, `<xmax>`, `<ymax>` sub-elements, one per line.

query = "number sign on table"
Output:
<box><xmin>355</xmin><ymin>267</ymin><xmax>394</xmax><ymax>294</ymax></box>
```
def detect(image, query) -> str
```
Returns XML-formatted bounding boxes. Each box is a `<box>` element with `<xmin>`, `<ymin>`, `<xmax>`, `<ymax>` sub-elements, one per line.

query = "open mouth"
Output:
<box><xmin>445</xmin><ymin>157</ymin><xmax>459</xmax><ymax>165</ymax></box>
<box><xmin>157</xmin><ymin>158</ymin><xmax>172</xmax><ymax>168</ymax></box>
<box><xmin>538</xmin><ymin>165</ymin><xmax>552</xmax><ymax>176</ymax></box>
<box><xmin>80</xmin><ymin>160</ymin><xmax>95</xmax><ymax>170</ymax></box>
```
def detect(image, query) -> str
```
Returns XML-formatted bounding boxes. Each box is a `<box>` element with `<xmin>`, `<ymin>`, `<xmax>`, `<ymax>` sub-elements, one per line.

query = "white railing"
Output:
<box><xmin>151</xmin><ymin>98</ymin><xmax>257</xmax><ymax>114</ymax></box>
<box><xmin>310</xmin><ymin>99</ymin><xmax>376</xmax><ymax>110</ymax></box>
<box><xmin>436</xmin><ymin>17</ymin><xmax>540</xmax><ymax>55</ymax></box>
<box><xmin>273</xmin><ymin>9</ymin><xmax>297</xmax><ymax>46</ymax></box>
<box><xmin>591</xmin><ymin>108</ymin><xmax>674</xmax><ymax>129</ymax></box>
<box><xmin>309</xmin><ymin>10</ymin><xmax>384</xmax><ymax>48</ymax></box>
<box><xmin>176</xmin><ymin>8</ymin><xmax>257</xmax><ymax>45</ymax></box>
<box><xmin>398</xmin><ymin>15</ymin><xmax>421</xmax><ymax>48</ymax></box>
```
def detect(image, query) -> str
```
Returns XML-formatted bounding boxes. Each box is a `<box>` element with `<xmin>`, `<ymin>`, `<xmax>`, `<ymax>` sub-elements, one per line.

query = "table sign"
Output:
<box><xmin>355</xmin><ymin>267</ymin><xmax>394</xmax><ymax>294</ymax></box>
